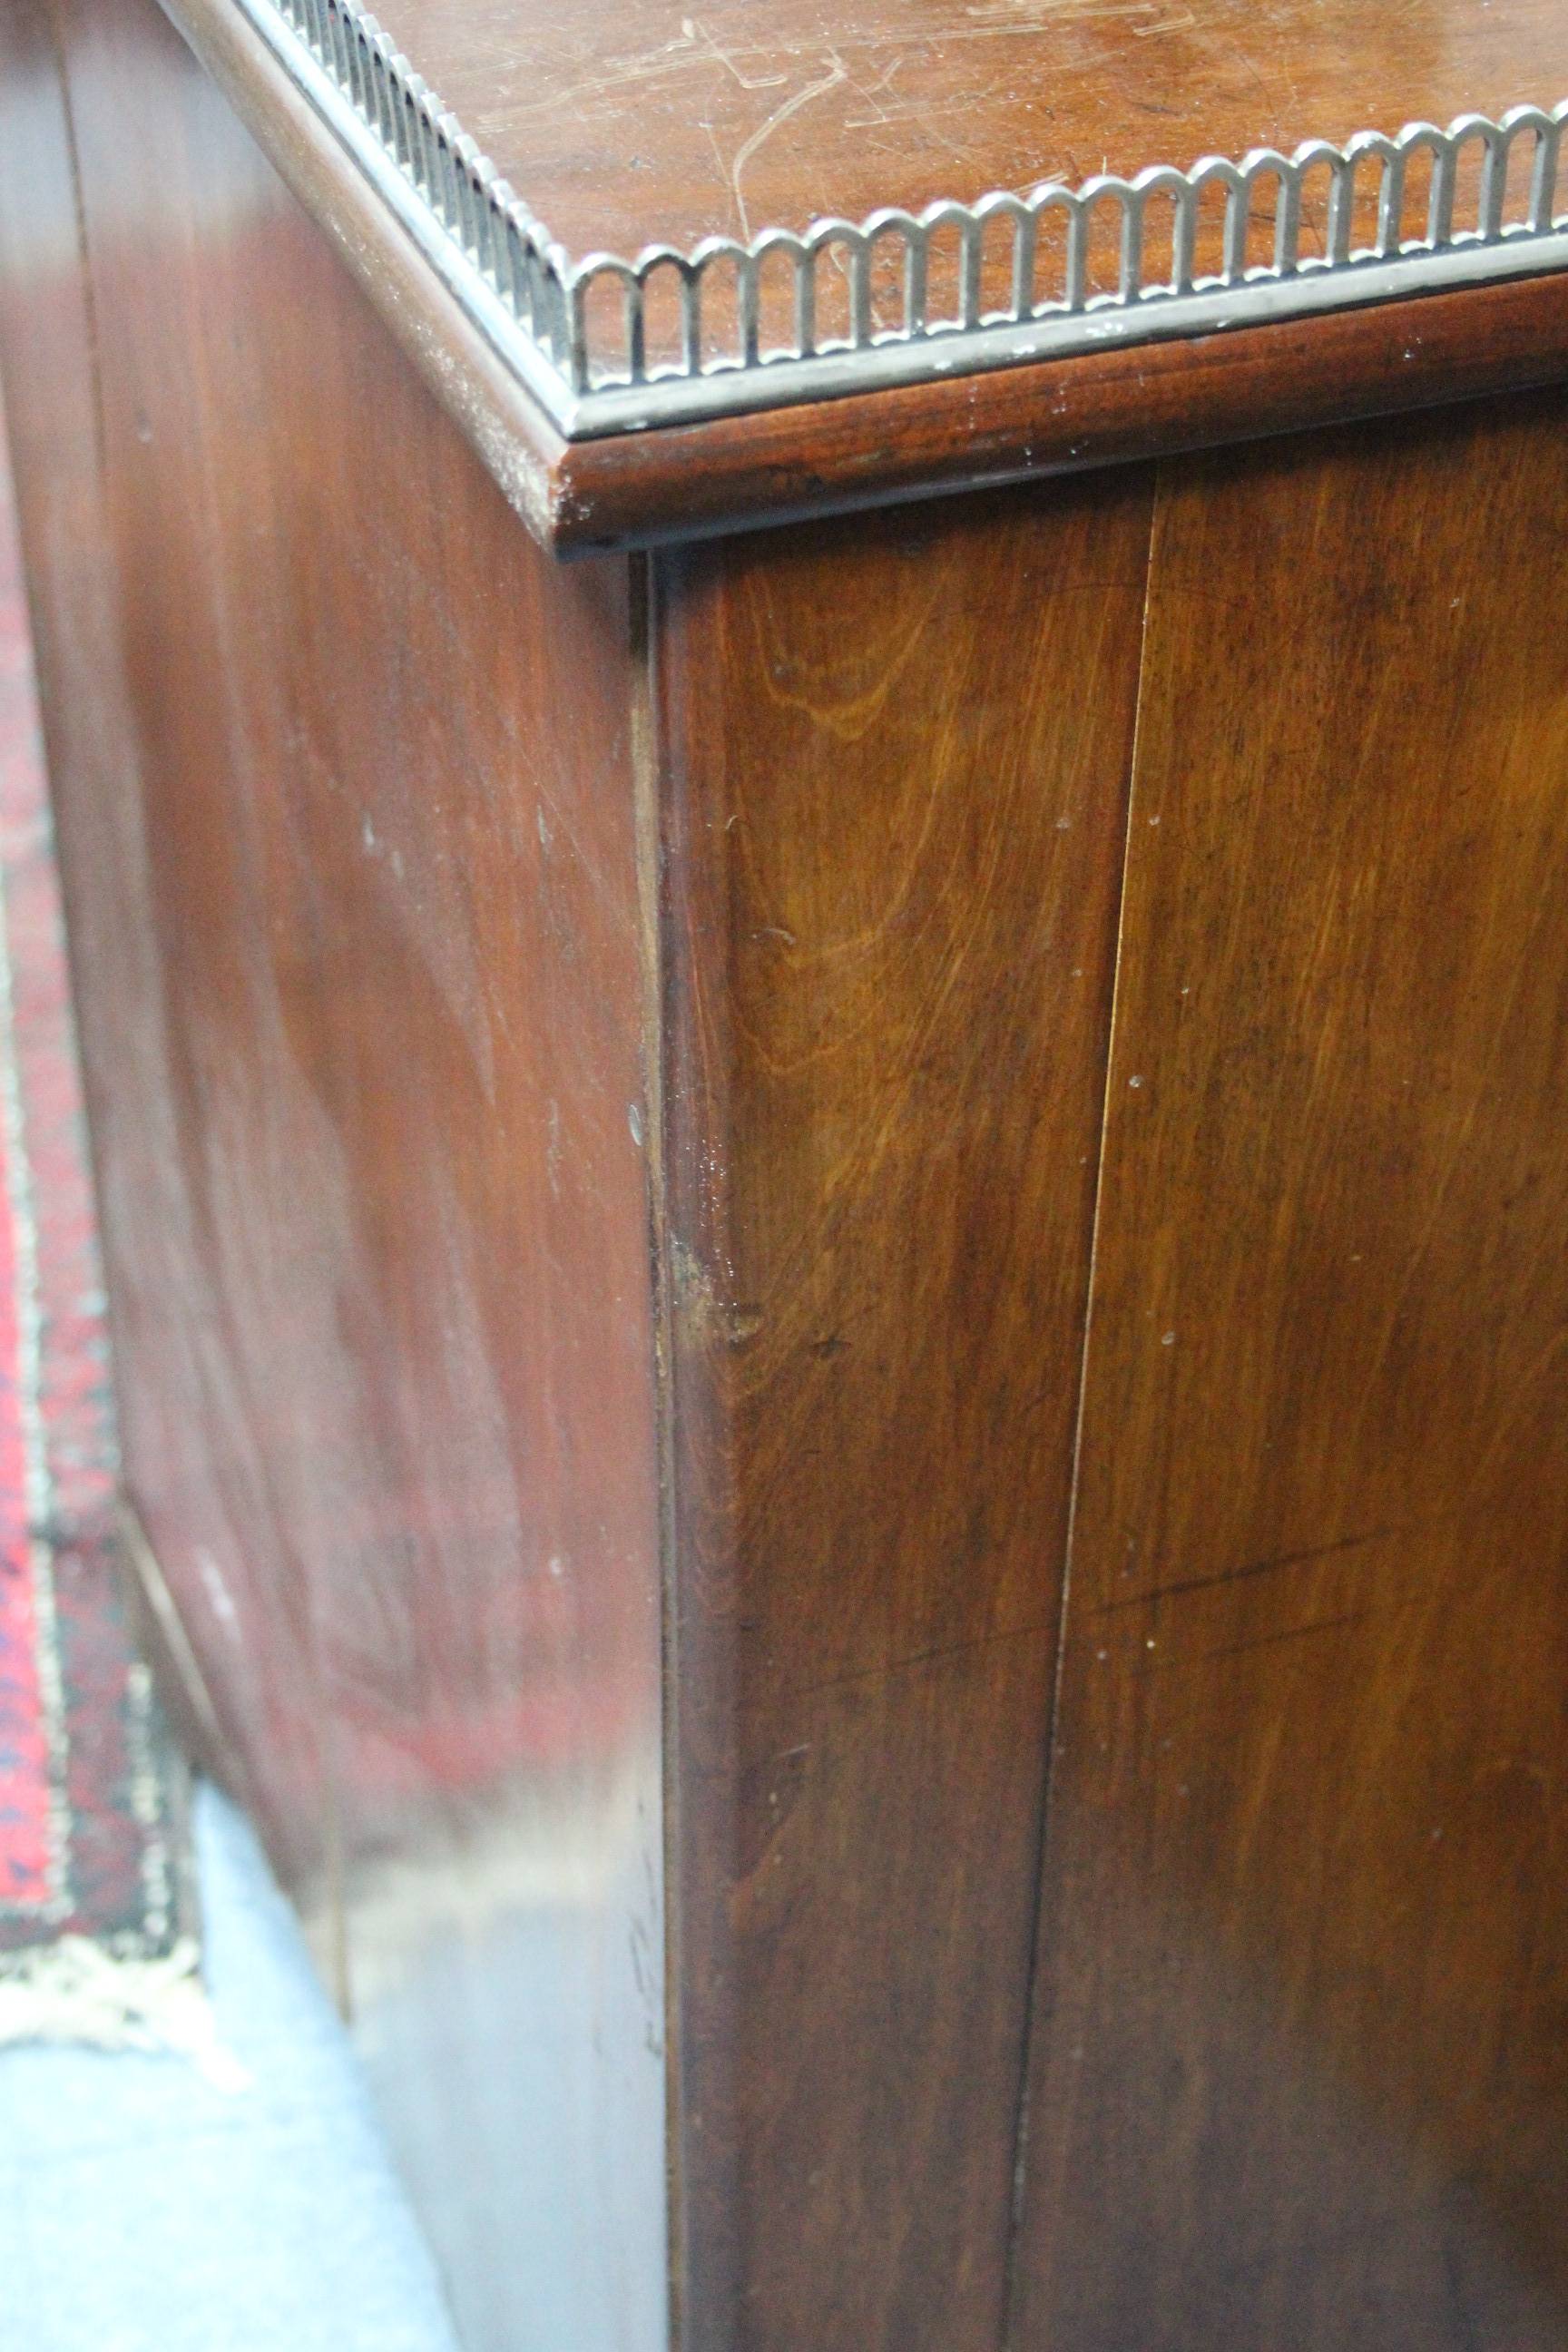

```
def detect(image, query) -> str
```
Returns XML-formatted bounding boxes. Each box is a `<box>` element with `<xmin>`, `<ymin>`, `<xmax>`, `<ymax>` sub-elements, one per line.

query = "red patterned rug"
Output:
<box><xmin>0</xmin><ymin>393</ymin><xmax>192</xmax><ymax>1986</ymax></box>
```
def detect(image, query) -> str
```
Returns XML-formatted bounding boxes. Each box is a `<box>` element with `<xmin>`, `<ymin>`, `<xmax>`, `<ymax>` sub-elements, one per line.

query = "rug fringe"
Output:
<box><xmin>0</xmin><ymin>1934</ymin><xmax>250</xmax><ymax>2091</ymax></box>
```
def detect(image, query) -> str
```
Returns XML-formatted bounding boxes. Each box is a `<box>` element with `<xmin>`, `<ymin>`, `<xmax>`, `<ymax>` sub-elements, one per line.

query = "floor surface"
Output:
<box><xmin>0</xmin><ymin>1781</ymin><xmax>462</xmax><ymax>2352</ymax></box>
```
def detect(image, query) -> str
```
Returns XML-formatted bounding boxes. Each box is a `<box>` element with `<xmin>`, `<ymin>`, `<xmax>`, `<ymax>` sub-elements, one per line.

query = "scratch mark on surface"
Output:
<box><xmin>701</xmin><ymin>118</ymin><xmax>731</xmax><ymax>198</ymax></box>
<box><xmin>729</xmin><ymin>56</ymin><xmax>848</xmax><ymax>239</ymax></box>
<box><xmin>486</xmin><ymin>3</ymin><xmax>1211</xmax><ymax>144</ymax></box>
<box><xmin>1092</xmin><ymin>1521</ymin><xmax>1408</xmax><ymax>1616</ymax></box>
<box><xmin>784</xmin><ymin>1616</ymin><xmax>1058</xmax><ymax>1701</ymax></box>
<box><xmin>1197</xmin><ymin>1607</ymin><xmax>1371</xmax><ymax>1664</ymax></box>
<box><xmin>684</xmin><ymin>15</ymin><xmax>789</xmax><ymax>91</ymax></box>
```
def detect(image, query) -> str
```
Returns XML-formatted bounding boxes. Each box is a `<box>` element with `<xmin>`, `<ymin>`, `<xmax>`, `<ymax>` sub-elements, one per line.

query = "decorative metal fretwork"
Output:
<box><xmin>246</xmin><ymin>0</ymin><xmax>1568</xmax><ymax>437</ymax></box>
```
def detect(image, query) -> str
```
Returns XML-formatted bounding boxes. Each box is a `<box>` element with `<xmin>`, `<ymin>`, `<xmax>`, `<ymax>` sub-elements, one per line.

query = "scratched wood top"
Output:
<box><xmin>365</xmin><ymin>0</ymin><xmax>1563</xmax><ymax>259</ymax></box>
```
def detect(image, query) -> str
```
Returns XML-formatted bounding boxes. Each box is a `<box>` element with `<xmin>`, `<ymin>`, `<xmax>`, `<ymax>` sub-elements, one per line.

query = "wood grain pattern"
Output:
<box><xmin>652</xmin><ymin>475</ymin><xmax>1152</xmax><ymax>2352</ymax></box>
<box><xmin>1013</xmin><ymin>385</ymin><xmax>1568</xmax><ymax>2350</ymax></box>
<box><xmin>13</xmin><ymin>2</ymin><xmax>1568</xmax><ymax>2342</ymax></box>
<box><xmin>361</xmin><ymin>0</ymin><xmax>1560</xmax><ymax>261</ymax></box>
<box><xmin>1</xmin><ymin>2</ymin><xmax>666</xmax><ymax>2342</ymax></box>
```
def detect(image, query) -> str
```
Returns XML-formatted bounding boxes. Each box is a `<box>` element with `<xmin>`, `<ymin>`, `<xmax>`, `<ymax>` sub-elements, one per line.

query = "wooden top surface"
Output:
<box><xmin>167</xmin><ymin>0</ymin><xmax>1568</xmax><ymax>546</ymax></box>
<box><xmin>370</xmin><ymin>0</ymin><xmax>1562</xmax><ymax>258</ymax></box>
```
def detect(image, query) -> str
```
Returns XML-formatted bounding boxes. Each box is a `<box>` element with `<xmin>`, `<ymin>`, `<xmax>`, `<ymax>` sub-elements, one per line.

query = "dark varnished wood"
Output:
<box><xmin>10</xmin><ymin>0</ymin><xmax>1568</xmax><ymax>2338</ymax></box>
<box><xmin>1014</xmin><ymin>387</ymin><xmax>1568</xmax><ymax>2349</ymax></box>
<box><xmin>0</xmin><ymin>0</ymin><xmax>338</xmax><ymax>1896</ymax></box>
<box><xmin>553</xmin><ymin>270</ymin><xmax>1568</xmax><ymax>553</ymax></box>
<box><xmin>159</xmin><ymin>0</ymin><xmax>1568</xmax><ymax>558</ymax></box>
<box><xmin>652</xmin><ymin>475</ymin><xmax>1151</xmax><ymax>2351</ymax></box>
<box><xmin>362</xmin><ymin>0</ymin><xmax>1561</xmax><ymax>260</ymax></box>
<box><xmin>0</xmin><ymin>0</ymin><xmax>664</xmax><ymax>2340</ymax></box>
<box><xmin>162</xmin><ymin>0</ymin><xmax>564</xmax><ymax>541</ymax></box>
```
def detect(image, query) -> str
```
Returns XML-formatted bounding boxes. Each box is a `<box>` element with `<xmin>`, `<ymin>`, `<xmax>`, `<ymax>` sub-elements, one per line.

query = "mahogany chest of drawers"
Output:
<box><xmin>3</xmin><ymin>3</ymin><xmax>1567</xmax><ymax>2345</ymax></box>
